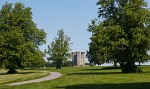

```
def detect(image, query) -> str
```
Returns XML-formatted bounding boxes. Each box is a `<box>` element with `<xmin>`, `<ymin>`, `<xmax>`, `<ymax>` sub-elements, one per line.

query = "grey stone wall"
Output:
<box><xmin>71</xmin><ymin>51</ymin><xmax>85</xmax><ymax>66</ymax></box>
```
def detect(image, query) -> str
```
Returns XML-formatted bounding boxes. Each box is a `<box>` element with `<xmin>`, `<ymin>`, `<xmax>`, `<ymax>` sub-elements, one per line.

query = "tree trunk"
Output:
<box><xmin>119</xmin><ymin>62</ymin><xmax>124</xmax><ymax>69</ymax></box>
<box><xmin>139</xmin><ymin>62</ymin><xmax>141</xmax><ymax>66</ymax></box>
<box><xmin>56</xmin><ymin>60</ymin><xmax>61</xmax><ymax>69</ymax></box>
<box><xmin>114</xmin><ymin>61</ymin><xmax>117</xmax><ymax>67</ymax></box>
<box><xmin>7</xmin><ymin>67</ymin><xmax>17</xmax><ymax>74</ymax></box>
<box><xmin>121</xmin><ymin>61</ymin><xmax>137</xmax><ymax>73</ymax></box>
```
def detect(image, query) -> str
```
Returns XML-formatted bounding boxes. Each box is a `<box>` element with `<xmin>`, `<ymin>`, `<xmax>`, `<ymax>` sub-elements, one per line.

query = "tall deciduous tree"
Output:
<box><xmin>88</xmin><ymin>0</ymin><xmax>150</xmax><ymax>73</ymax></box>
<box><xmin>0</xmin><ymin>2</ymin><xmax>46</xmax><ymax>73</ymax></box>
<box><xmin>46</xmin><ymin>29</ymin><xmax>71</xmax><ymax>69</ymax></box>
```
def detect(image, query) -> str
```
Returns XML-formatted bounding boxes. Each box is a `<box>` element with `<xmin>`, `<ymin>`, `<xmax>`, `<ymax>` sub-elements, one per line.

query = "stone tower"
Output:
<box><xmin>71</xmin><ymin>51</ymin><xmax>85</xmax><ymax>66</ymax></box>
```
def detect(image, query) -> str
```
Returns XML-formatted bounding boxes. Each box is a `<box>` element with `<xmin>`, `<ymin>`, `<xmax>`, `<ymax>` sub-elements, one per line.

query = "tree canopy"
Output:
<box><xmin>0</xmin><ymin>2</ymin><xmax>46</xmax><ymax>73</ymax></box>
<box><xmin>88</xmin><ymin>0</ymin><xmax>150</xmax><ymax>73</ymax></box>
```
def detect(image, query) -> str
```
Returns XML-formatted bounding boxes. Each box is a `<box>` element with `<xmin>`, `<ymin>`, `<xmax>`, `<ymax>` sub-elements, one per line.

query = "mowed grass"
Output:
<box><xmin>0</xmin><ymin>66</ymin><xmax>150</xmax><ymax>89</ymax></box>
<box><xmin>0</xmin><ymin>69</ymin><xmax>49</xmax><ymax>85</ymax></box>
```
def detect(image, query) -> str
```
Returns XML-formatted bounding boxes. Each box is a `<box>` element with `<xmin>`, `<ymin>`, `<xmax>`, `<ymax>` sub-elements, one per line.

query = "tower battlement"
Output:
<box><xmin>71</xmin><ymin>51</ymin><xmax>85</xmax><ymax>66</ymax></box>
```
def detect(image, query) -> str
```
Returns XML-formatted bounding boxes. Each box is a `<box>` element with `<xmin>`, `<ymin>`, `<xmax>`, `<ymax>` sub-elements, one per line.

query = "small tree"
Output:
<box><xmin>46</xmin><ymin>29</ymin><xmax>72</xmax><ymax>69</ymax></box>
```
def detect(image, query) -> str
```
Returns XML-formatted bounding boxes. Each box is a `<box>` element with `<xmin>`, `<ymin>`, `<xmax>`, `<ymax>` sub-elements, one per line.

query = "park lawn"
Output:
<box><xmin>0</xmin><ymin>66</ymin><xmax>150</xmax><ymax>89</ymax></box>
<box><xmin>0</xmin><ymin>69</ymin><xmax>49</xmax><ymax>85</ymax></box>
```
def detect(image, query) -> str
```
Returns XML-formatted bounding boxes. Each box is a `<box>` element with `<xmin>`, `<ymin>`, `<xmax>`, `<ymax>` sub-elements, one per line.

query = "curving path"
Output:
<box><xmin>6</xmin><ymin>72</ymin><xmax>62</xmax><ymax>86</ymax></box>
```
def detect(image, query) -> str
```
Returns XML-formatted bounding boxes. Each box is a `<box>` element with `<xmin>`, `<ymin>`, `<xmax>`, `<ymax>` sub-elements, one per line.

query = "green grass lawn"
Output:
<box><xmin>0</xmin><ymin>66</ymin><xmax>150</xmax><ymax>89</ymax></box>
<box><xmin>0</xmin><ymin>69</ymin><xmax>49</xmax><ymax>85</ymax></box>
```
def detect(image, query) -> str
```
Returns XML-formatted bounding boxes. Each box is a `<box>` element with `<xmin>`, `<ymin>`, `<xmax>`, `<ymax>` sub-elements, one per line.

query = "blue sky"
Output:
<box><xmin>0</xmin><ymin>0</ymin><xmax>150</xmax><ymax>53</ymax></box>
<box><xmin>0</xmin><ymin>0</ymin><xmax>98</xmax><ymax>52</ymax></box>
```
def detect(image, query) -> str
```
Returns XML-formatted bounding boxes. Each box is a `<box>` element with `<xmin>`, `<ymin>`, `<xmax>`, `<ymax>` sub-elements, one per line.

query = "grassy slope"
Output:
<box><xmin>0</xmin><ymin>66</ymin><xmax>150</xmax><ymax>89</ymax></box>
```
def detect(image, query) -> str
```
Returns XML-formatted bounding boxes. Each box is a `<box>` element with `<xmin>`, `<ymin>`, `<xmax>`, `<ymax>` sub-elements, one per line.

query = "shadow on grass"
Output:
<box><xmin>0</xmin><ymin>72</ymin><xmax>36</xmax><ymax>75</ymax></box>
<box><xmin>67</xmin><ymin>72</ymin><xmax>122</xmax><ymax>75</ymax></box>
<box><xmin>17</xmin><ymin>72</ymin><xmax>36</xmax><ymax>74</ymax></box>
<box><xmin>102</xmin><ymin>66</ymin><xmax>121</xmax><ymax>69</ymax></box>
<box><xmin>56</xmin><ymin>82</ymin><xmax>150</xmax><ymax>89</ymax></box>
<box><xmin>67</xmin><ymin>71</ymin><xmax>150</xmax><ymax>75</ymax></box>
<box><xmin>83</xmin><ymin>66</ymin><xmax>121</xmax><ymax>71</ymax></box>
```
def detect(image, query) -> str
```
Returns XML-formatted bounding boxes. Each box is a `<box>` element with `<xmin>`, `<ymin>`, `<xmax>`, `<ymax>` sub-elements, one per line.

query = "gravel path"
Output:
<box><xmin>6</xmin><ymin>72</ymin><xmax>62</xmax><ymax>86</ymax></box>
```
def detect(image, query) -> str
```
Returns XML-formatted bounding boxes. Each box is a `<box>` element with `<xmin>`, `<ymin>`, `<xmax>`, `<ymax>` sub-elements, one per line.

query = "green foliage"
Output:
<box><xmin>88</xmin><ymin>0</ymin><xmax>150</xmax><ymax>73</ymax></box>
<box><xmin>62</xmin><ymin>61</ymin><xmax>74</xmax><ymax>67</ymax></box>
<box><xmin>27</xmin><ymin>50</ymin><xmax>46</xmax><ymax>68</ymax></box>
<box><xmin>0</xmin><ymin>2</ymin><xmax>46</xmax><ymax>73</ymax></box>
<box><xmin>46</xmin><ymin>29</ymin><xmax>72</xmax><ymax>69</ymax></box>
